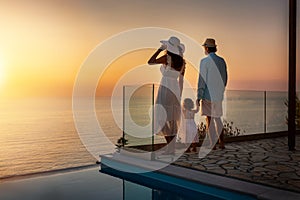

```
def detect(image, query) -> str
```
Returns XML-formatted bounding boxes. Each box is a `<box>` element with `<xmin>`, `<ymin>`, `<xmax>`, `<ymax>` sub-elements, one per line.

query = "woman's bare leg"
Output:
<box><xmin>164</xmin><ymin>136</ymin><xmax>175</xmax><ymax>154</ymax></box>
<box><xmin>192</xmin><ymin>143</ymin><xmax>197</xmax><ymax>152</ymax></box>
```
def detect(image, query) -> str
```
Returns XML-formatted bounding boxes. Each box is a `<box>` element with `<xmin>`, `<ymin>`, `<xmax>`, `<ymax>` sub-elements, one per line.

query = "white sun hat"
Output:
<box><xmin>160</xmin><ymin>36</ymin><xmax>185</xmax><ymax>56</ymax></box>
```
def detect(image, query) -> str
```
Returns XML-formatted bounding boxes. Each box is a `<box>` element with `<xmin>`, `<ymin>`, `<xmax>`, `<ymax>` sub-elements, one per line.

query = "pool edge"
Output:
<box><xmin>100</xmin><ymin>153</ymin><xmax>300</xmax><ymax>200</ymax></box>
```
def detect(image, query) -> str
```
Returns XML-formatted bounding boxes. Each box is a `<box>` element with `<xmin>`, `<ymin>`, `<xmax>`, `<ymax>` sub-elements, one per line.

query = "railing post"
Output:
<box><xmin>151</xmin><ymin>84</ymin><xmax>155</xmax><ymax>160</ymax></box>
<box><xmin>264</xmin><ymin>91</ymin><xmax>267</xmax><ymax>133</ymax></box>
<box><xmin>288</xmin><ymin>0</ymin><xmax>297</xmax><ymax>151</ymax></box>
<box><xmin>122</xmin><ymin>86</ymin><xmax>125</xmax><ymax>145</ymax></box>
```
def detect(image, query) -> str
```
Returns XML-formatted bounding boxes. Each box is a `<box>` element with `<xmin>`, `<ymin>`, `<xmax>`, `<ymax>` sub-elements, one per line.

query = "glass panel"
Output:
<box><xmin>124</xmin><ymin>84</ymin><xmax>153</xmax><ymax>147</ymax></box>
<box><xmin>223</xmin><ymin>90</ymin><xmax>265</xmax><ymax>135</ymax></box>
<box><xmin>266</xmin><ymin>91</ymin><xmax>288</xmax><ymax>132</ymax></box>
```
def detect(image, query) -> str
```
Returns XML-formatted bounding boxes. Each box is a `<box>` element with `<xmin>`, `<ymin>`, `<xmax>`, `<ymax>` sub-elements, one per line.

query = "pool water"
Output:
<box><xmin>0</xmin><ymin>166</ymin><xmax>256</xmax><ymax>200</ymax></box>
<box><xmin>101</xmin><ymin>163</ymin><xmax>256</xmax><ymax>200</ymax></box>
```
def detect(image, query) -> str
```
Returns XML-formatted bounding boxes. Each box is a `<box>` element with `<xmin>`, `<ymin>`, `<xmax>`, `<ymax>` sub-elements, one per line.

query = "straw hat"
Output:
<box><xmin>160</xmin><ymin>36</ymin><xmax>185</xmax><ymax>55</ymax></box>
<box><xmin>202</xmin><ymin>38</ymin><xmax>217</xmax><ymax>47</ymax></box>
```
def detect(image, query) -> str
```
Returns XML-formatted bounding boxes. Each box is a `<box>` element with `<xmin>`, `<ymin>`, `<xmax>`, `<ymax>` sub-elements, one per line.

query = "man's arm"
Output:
<box><xmin>223</xmin><ymin>60</ymin><xmax>228</xmax><ymax>87</ymax></box>
<box><xmin>197</xmin><ymin>60</ymin><xmax>207</xmax><ymax>102</ymax></box>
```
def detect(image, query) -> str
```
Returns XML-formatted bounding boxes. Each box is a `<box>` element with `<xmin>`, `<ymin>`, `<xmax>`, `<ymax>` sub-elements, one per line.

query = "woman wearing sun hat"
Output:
<box><xmin>148</xmin><ymin>36</ymin><xmax>185</xmax><ymax>155</ymax></box>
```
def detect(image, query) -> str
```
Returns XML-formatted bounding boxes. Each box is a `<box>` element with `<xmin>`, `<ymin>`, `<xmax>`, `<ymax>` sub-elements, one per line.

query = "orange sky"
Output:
<box><xmin>96</xmin><ymin>49</ymin><xmax>199</xmax><ymax>97</ymax></box>
<box><xmin>0</xmin><ymin>0</ymin><xmax>299</xmax><ymax>98</ymax></box>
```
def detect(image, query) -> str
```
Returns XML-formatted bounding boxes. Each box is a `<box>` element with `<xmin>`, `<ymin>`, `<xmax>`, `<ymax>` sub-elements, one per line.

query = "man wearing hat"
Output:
<box><xmin>196</xmin><ymin>38</ymin><xmax>228</xmax><ymax>150</ymax></box>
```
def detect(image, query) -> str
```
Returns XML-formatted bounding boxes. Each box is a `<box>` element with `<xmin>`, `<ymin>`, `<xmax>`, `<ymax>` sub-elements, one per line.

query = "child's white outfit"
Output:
<box><xmin>179</xmin><ymin>109</ymin><xmax>198</xmax><ymax>144</ymax></box>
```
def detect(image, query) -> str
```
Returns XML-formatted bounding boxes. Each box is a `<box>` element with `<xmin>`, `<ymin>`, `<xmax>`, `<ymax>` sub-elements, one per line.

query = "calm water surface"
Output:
<box><xmin>0</xmin><ymin>97</ymin><xmax>120</xmax><ymax>179</ymax></box>
<box><xmin>0</xmin><ymin>91</ymin><xmax>288</xmax><ymax>179</ymax></box>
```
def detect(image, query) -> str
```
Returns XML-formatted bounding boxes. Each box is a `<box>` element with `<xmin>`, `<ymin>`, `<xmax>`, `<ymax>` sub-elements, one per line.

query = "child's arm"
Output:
<box><xmin>193</xmin><ymin>102</ymin><xmax>200</xmax><ymax>113</ymax></box>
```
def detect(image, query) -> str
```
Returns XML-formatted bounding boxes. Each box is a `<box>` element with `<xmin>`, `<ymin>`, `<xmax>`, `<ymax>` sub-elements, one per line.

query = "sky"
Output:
<box><xmin>0</xmin><ymin>0</ymin><xmax>299</xmax><ymax>98</ymax></box>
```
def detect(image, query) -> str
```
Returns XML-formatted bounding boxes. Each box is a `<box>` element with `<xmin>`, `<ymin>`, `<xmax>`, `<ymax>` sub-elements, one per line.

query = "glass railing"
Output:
<box><xmin>123</xmin><ymin>84</ymin><xmax>154</xmax><ymax>147</ymax></box>
<box><xmin>266</xmin><ymin>91</ymin><xmax>289</xmax><ymax>132</ymax></box>
<box><xmin>223</xmin><ymin>90</ymin><xmax>265</xmax><ymax>134</ymax></box>
<box><xmin>123</xmin><ymin>84</ymin><xmax>291</xmax><ymax>147</ymax></box>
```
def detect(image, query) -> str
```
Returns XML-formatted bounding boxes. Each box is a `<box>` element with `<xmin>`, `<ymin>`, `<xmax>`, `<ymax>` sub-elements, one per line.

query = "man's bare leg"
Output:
<box><xmin>206</xmin><ymin>116</ymin><xmax>217</xmax><ymax>150</ymax></box>
<box><xmin>215</xmin><ymin>117</ymin><xmax>225</xmax><ymax>149</ymax></box>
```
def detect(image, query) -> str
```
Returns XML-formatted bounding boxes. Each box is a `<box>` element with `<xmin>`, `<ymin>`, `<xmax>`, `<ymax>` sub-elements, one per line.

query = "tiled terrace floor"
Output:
<box><xmin>173</xmin><ymin>135</ymin><xmax>300</xmax><ymax>193</ymax></box>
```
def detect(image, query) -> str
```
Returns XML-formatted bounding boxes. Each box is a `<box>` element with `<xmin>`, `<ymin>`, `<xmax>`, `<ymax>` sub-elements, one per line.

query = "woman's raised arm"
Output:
<box><xmin>148</xmin><ymin>49</ymin><xmax>167</xmax><ymax>65</ymax></box>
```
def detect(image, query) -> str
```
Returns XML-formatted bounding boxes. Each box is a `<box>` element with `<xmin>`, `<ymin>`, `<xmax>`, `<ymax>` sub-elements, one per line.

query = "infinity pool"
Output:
<box><xmin>0</xmin><ymin>165</ymin><xmax>256</xmax><ymax>200</ymax></box>
<box><xmin>101</xmin><ymin>163</ymin><xmax>256</xmax><ymax>200</ymax></box>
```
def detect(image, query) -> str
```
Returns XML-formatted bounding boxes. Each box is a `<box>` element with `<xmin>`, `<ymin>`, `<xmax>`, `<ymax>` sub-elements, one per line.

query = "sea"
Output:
<box><xmin>0</xmin><ymin>90</ymin><xmax>290</xmax><ymax>179</ymax></box>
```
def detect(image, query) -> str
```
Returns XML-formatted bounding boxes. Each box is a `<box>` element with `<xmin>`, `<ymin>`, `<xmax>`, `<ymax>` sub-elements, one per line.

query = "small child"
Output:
<box><xmin>180</xmin><ymin>98</ymin><xmax>199</xmax><ymax>153</ymax></box>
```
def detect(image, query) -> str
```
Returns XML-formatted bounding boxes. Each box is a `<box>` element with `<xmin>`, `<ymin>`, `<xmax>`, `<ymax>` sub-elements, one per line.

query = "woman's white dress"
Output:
<box><xmin>154</xmin><ymin>62</ymin><xmax>182</xmax><ymax>137</ymax></box>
